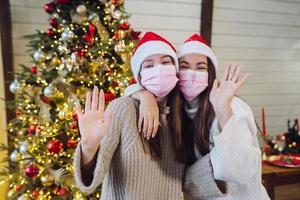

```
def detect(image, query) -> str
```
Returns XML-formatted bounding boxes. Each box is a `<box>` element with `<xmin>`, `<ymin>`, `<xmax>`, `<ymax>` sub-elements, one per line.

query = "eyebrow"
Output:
<box><xmin>161</xmin><ymin>55</ymin><xmax>171</xmax><ymax>59</ymax></box>
<box><xmin>196</xmin><ymin>62</ymin><xmax>208</xmax><ymax>66</ymax></box>
<box><xmin>179</xmin><ymin>61</ymin><xmax>189</xmax><ymax>65</ymax></box>
<box><xmin>143</xmin><ymin>58</ymin><xmax>153</xmax><ymax>63</ymax></box>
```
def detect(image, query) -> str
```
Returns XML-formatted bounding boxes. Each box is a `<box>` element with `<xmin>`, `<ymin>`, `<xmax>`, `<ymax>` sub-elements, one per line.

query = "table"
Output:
<box><xmin>262</xmin><ymin>163</ymin><xmax>300</xmax><ymax>200</ymax></box>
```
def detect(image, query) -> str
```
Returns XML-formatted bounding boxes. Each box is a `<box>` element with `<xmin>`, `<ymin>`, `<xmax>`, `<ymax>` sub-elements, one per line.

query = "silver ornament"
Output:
<box><xmin>76</xmin><ymin>5</ymin><xmax>87</xmax><ymax>14</ymax></box>
<box><xmin>33</xmin><ymin>49</ymin><xmax>45</xmax><ymax>62</ymax></box>
<box><xmin>44</xmin><ymin>85</ymin><xmax>54</xmax><ymax>97</ymax></box>
<box><xmin>9</xmin><ymin>80</ymin><xmax>20</xmax><ymax>93</ymax></box>
<box><xmin>10</xmin><ymin>150</ymin><xmax>20</xmax><ymax>162</ymax></box>
<box><xmin>19</xmin><ymin>142</ymin><xmax>29</xmax><ymax>154</ymax></box>
<box><xmin>113</xmin><ymin>10</ymin><xmax>122</xmax><ymax>19</ymax></box>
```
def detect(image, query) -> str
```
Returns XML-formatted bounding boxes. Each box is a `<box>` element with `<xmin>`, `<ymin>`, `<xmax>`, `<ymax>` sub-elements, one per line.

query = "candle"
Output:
<box><xmin>262</xmin><ymin>108</ymin><xmax>266</xmax><ymax>137</ymax></box>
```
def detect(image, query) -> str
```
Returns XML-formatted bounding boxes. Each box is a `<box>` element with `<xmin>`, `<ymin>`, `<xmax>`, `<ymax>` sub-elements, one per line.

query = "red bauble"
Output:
<box><xmin>119</xmin><ymin>23</ymin><xmax>130</xmax><ymax>30</ymax></box>
<box><xmin>47</xmin><ymin>28</ymin><xmax>55</xmax><ymax>38</ymax></box>
<box><xmin>32</xmin><ymin>190</ymin><xmax>39</xmax><ymax>198</ymax></box>
<box><xmin>31</xmin><ymin>66</ymin><xmax>38</xmax><ymax>74</ymax></box>
<box><xmin>16</xmin><ymin>111</ymin><xmax>21</xmax><ymax>116</ymax></box>
<box><xmin>111</xmin><ymin>81</ymin><xmax>118</xmax><ymax>87</ymax></box>
<box><xmin>55</xmin><ymin>0</ymin><xmax>70</xmax><ymax>4</ymax></box>
<box><xmin>47</xmin><ymin>139</ymin><xmax>63</xmax><ymax>154</ymax></box>
<box><xmin>105</xmin><ymin>91</ymin><xmax>116</xmax><ymax>102</ymax></box>
<box><xmin>24</xmin><ymin>164</ymin><xmax>39</xmax><ymax>178</ymax></box>
<box><xmin>67</xmin><ymin>139</ymin><xmax>77</xmax><ymax>148</ymax></box>
<box><xmin>59</xmin><ymin>187</ymin><xmax>68</xmax><ymax>196</ymax></box>
<box><xmin>15</xmin><ymin>185</ymin><xmax>23</xmax><ymax>191</ymax></box>
<box><xmin>131</xmin><ymin>31</ymin><xmax>141</xmax><ymax>40</ymax></box>
<box><xmin>129</xmin><ymin>77</ymin><xmax>137</xmax><ymax>85</ymax></box>
<box><xmin>28</xmin><ymin>125</ymin><xmax>36</xmax><ymax>135</ymax></box>
<box><xmin>72</xmin><ymin>112</ymin><xmax>78</xmax><ymax>121</ymax></box>
<box><xmin>42</xmin><ymin>96</ymin><xmax>51</xmax><ymax>104</ymax></box>
<box><xmin>49</xmin><ymin>18</ymin><xmax>58</xmax><ymax>28</ymax></box>
<box><xmin>76</xmin><ymin>49</ymin><xmax>87</xmax><ymax>57</ymax></box>
<box><xmin>70</xmin><ymin>123</ymin><xmax>77</xmax><ymax>130</ymax></box>
<box><xmin>44</xmin><ymin>3</ymin><xmax>55</xmax><ymax>14</ymax></box>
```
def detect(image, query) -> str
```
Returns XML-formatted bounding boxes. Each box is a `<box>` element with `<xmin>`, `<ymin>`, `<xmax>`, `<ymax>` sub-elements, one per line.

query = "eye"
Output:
<box><xmin>162</xmin><ymin>61</ymin><xmax>171</xmax><ymax>65</ymax></box>
<box><xmin>143</xmin><ymin>64</ymin><xmax>154</xmax><ymax>68</ymax></box>
<box><xmin>179</xmin><ymin>64</ymin><xmax>189</xmax><ymax>69</ymax></box>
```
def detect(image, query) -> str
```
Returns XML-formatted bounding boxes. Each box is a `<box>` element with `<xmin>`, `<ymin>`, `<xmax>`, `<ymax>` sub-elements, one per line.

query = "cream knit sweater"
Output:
<box><xmin>73</xmin><ymin>96</ymin><xmax>185</xmax><ymax>200</ymax></box>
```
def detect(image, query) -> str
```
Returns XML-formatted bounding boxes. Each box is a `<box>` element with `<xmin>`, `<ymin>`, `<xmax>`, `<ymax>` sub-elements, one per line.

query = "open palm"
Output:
<box><xmin>76</xmin><ymin>86</ymin><xmax>112</xmax><ymax>154</ymax></box>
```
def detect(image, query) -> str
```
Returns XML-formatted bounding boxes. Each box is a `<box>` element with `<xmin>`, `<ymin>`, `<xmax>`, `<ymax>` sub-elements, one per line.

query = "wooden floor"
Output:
<box><xmin>275</xmin><ymin>183</ymin><xmax>300</xmax><ymax>200</ymax></box>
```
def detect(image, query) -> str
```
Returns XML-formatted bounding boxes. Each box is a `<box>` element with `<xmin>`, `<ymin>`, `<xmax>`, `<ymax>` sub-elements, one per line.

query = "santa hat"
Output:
<box><xmin>131</xmin><ymin>32</ymin><xmax>178</xmax><ymax>82</ymax></box>
<box><xmin>177</xmin><ymin>34</ymin><xmax>218</xmax><ymax>72</ymax></box>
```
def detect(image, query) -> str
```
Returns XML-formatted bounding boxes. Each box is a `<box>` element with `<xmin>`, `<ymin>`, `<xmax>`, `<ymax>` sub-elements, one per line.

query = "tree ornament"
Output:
<box><xmin>9</xmin><ymin>80</ymin><xmax>20</xmax><ymax>93</ymax></box>
<box><xmin>44</xmin><ymin>3</ymin><xmax>55</xmax><ymax>14</ymax></box>
<box><xmin>47</xmin><ymin>139</ymin><xmax>63</xmax><ymax>154</ymax></box>
<box><xmin>33</xmin><ymin>49</ymin><xmax>45</xmax><ymax>62</ymax></box>
<box><xmin>43</xmin><ymin>84</ymin><xmax>54</xmax><ymax>97</ymax></box>
<box><xmin>119</xmin><ymin>23</ymin><xmax>130</xmax><ymax>30</ymax></box>
<box><xmin>55</xmin><ymin>0</ymin><xmax>70</xmax><ymax>4</ymax></box>
<box><xmin>105</xmin><ymin>91</ymin><xmax>116</xmax><ymax>102</ymax></box>
<box><xmin>49</xmin><ymin>18</ymin><xmax>58</xmax><ymax>28</ymax></box>
<box><xmin>61</xmin><ymin>29</ymin><xmax>75</xmax><ymax>41</ymax></box>
<box><xmin>40</xmin><ymin>175</ymin><xmax>53</xmax><ymax>186</ymax></box>
<box><xmin>76</xmin><ymin>5</ymin><xmax>87</xmax><ymax>15</ymax></box>
<box><xmin>10</xmin><ymin>150</ymin><xmax>20</xmax><ymax>162</ymax></box>
<box><xmin>19</xmin><ymin>141</ymin><xmax>29</xmax><ymax>154</ymax></box>
<box><xmin>24</xmin><ymin>164</ymin><xmax>39</xmax><ymax>178</ymax></box>
<box><xmin>67</xmin><ymin>139</ymin><xmax>77</xmax><ymax>148</ymax></box>
<box><xmin>31</xmin><ymin>65</ymin><xmax>38</xmax><ymax>74</ymax></box>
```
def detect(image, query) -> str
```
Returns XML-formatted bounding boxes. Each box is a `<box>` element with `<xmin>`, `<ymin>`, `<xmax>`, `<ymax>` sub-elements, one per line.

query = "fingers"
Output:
<box><xmin>75</xmin><ymin>101</ymin><xmax>82</xmax><ymax>116</ymax></box>
<box><xmin>236</xmin><ymin>73</ymin><xmax>250</xmax><ymax>89</ymax></box>
<box><xmin>98</xmin><ymin>89</ymin><xmax>105</xmax><ymax>113</ymax></box>
<box><xmin>142</xmin><ymin>117</ymin><xmax>148</xmax><ymax>139</ymax></box>
<box><xmin>85</xmin><ymin>91</ymin><xmax>92</xmax><ymax>112</ymax></box>
<box><xmin>222</xmin><ymin>65</ymin><xmax>230</xmax><ymax>83</ymax></box>
<box><xmin>231</xmin><ymin>65</ymin><xmax>241</xmax><ymax>83</ymax></box>
<box><xmin>228</xmin><ymin>64</ymin><xmax>238</xmax><ymax>81</ymax></box>
<box><xmin>152</xmin><ymin>117</ymin><xmax>159</xmax><ymax>138</ymax></box>
<box><xmin>146</xmin><ymin>119</ymin><xmax>153</xmax><ymax>140</ymax></box>
<box><xmin>91</xmin><ymin>86</ymin><xmax>99</xmax><ymax>110</ymax></box>
<box><xmin>138</xmin><ymin>113</ymin><xmax>143</xmax><ymax>133</ymax></box>
<box><xmin>212</xmin><ymin>79</ymin><xmax>220</xmax><ymax>90</ymax></box>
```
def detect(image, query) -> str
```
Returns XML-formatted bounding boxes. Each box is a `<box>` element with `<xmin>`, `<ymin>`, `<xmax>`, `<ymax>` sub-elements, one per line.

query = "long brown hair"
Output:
<box><xmin>180</xmin><ymin>58</ymin><xmax>216</xmax><ymax>164</ymax></box>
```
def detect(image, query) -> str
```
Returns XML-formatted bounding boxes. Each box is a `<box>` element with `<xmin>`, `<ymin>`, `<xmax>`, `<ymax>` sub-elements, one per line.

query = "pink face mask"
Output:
<box><xmin>179</xmin><ymin>69</ymin><xmax>208</xmax><ymax>101</ymax></box>
<box><xmin>141</xmin><ymin>64</ymin><xmax>178</xmax><ymax>97</ymax></box>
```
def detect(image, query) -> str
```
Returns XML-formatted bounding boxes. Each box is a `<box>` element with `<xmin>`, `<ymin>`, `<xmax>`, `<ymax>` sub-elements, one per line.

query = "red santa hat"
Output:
<box><xmin>177</xmin><ymin>34</ymin><xmax>218</xmax><ymax>72</ymax></box>
<box><xmin>131</xmin><ymin>32</ymin><xmax>178</xmax><ymax>82</ymax></box>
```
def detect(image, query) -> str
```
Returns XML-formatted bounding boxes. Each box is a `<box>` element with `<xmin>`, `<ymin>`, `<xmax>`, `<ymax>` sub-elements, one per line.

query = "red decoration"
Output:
<box><xmin>31</xmin><ymin>66</ymin><xmax>38</xmax><ymax>74</ymax></box>
<box><xmin>54</xmin><ymin>0</ymin><xmax>70</xmax><ymax>4</ymax></box>
<box><xmin>53</xmin><ymin>187</ymin><xmax>60</xmax><ymax>195</ymax></box>
<box><xmin>76</xmin><ymin>49</ymin><xmax>87</xmax><ymax>57</ymax></box>
<box><xmin>111</xmin><ymin>81</ymin><xmax>118</xmax><ymax>87</ymax></box>
<box><xmin>42</xmin><ymin>96</ymin><xmax>51</xmax><ymax>104</ymax></box>
<box><xmin>67</xmin><ymin>139</ymin><xmax>77</xmax><ymax>148</ymax></box>
<box><xmin>15</xmin><ymin>185</ymin><xmax>23</xmax><ymax>191</ymax></box>
<box><xmin>84</xmin><ymin>23</ymin><xmax>96</xmax><ymax>45</ymax></box>
<box><xmin>105</xmin><ymin>91</ymin><xmax>116</xmax><ymax>102</ymax></box>
<box><xmin>28</xmin><ymin>125</ymin><xmax>36</xmax><ymax>135</ymax></box>
<box><xmin>262</xmin><ymin>108</ymin><xmax>266</xmax><ymax>137</ymax></box>
<box><xmin>16</xmin><ymin>111</ymin><xmax>21</xmax><ymax>116</ymax></box>
<box><xmin>70</xmin><ymin>122</ymin><xmax>77</xmax><ymax>130</ymax></box>
<box><xmin>47</xmin><ymin>28</ymin><xmax>55</xmax><ymax>38</ymax></box>
<box><xmin>112</xmin><ymin>0</ymin><xmax>119</xmax><ymax>5</ymax></box>
<box><xmin>129</xmin><ymin>77</ymin><xmax>137</xmax><ymax>85</ymax></box>
<box><xmin>119</xmin><ymin>23</ymin><xmax>130</xmax><ymax>30</ymax></box>
<box><xmin>44</xmin><ymin>3</ymin><xmax>55</xmax><ymax>14</ymax></box>
<box><xmin>32</xmin><ymin>190</ymin><xmax>39</xmax><ymax>198</ymax></box>
<box><xmin>24</xmin><ymin>164</ymin><xmax>39</xmax><ymax>178</ymax></box>
<box><xmin>49</xmin><ymin>18</ymin><xmax>58</xmax><ymax>28</ymax></box>
<box><xmin>59</xmin><ymin>187</ymin><xmax>68</xmax><ymax>196</ymax></box>
<box><xmin>113</xmin><ymin>31</ymin><xmax>119</xmax><ymax>40</ymax></box>
<box><xmin>47</xmin><ymin>139</ymin><xmax>63</xmax><ymax>154</ymax></box>
<box><xmin>131</xmin><ymin>30</ymin><xmax>141</xmax><ymax>40</ymax></box>
<box><xmin>72</xmin><ymin>112</ymin><xmax>78</xmax><ymax>121</ymax></box>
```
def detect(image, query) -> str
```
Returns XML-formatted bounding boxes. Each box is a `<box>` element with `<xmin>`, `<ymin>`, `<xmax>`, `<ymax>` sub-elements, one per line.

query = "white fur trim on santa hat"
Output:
<box><xmin>131</xmin><ymin>41</ymin><xmax>178</xmax><ymax>83</ymax></box>
<box><xmin>177</xmin><ymin>41</ymin><xmax>218</xmax><ymax>72</ymax></box>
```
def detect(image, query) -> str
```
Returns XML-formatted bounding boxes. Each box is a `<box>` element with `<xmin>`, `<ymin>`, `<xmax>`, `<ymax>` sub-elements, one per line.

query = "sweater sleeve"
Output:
<box><xmin>73</xmin><ymin>97</ymin><xmax>130</xmax><ymax>194</ymax></box>
<box><xmin>124</xmin><ymin>83</ymin><xmax>143</xmax><ymax>97</ymax></box>
<box><xmin>210</xmin><ymin>98</ymin><xmax>261</xmax><ymax>184</ymax></box>
<box><xmin>183</xmin><ymin>154</ymin><xmax>227</xmax><ymax>200</ymax></box>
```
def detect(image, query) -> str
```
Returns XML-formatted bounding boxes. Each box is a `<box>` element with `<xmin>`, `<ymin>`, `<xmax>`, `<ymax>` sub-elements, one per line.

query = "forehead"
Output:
<box><xmin>179</xmin><ymin>53</ymin><xmax>207</xmax><ymax>62</ymax></box>
<box><xmin>144</xmin><ymin>54</ymin><xmax>171</xmax><ymax>61</ymax></box>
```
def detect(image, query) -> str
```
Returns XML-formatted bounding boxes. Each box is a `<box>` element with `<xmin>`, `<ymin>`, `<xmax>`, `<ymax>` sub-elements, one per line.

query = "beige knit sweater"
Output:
<box><xmin>73</xmin><ymin>96</ymin><xmax>185</xmax><ymax>200</ymax></box>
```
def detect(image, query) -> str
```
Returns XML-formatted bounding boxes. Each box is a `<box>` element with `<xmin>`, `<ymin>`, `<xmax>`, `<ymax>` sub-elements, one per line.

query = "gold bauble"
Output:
<box><xmin>51</xmin><ymin>57</ymin><xmax>62</xmax><ymax>66</ymax></box>
<box><xmin>40</xmin><ymin>175</ymin><xmax>53</xmax><ymax>187</ymax></box>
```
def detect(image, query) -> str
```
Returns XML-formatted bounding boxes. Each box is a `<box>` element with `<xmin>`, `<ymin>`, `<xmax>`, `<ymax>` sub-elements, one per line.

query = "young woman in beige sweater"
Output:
<box><xmin>73</xmin><ymin>32</ymin><xmax>225</xmax><ymax>200</ymax></box>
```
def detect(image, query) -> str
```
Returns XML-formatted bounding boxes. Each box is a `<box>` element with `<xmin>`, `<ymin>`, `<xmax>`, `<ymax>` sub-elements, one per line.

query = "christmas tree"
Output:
<box><xmin>0</xmin><ymin>0</ymin><xmax>139</xmax><ymax>199</ymax></box>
